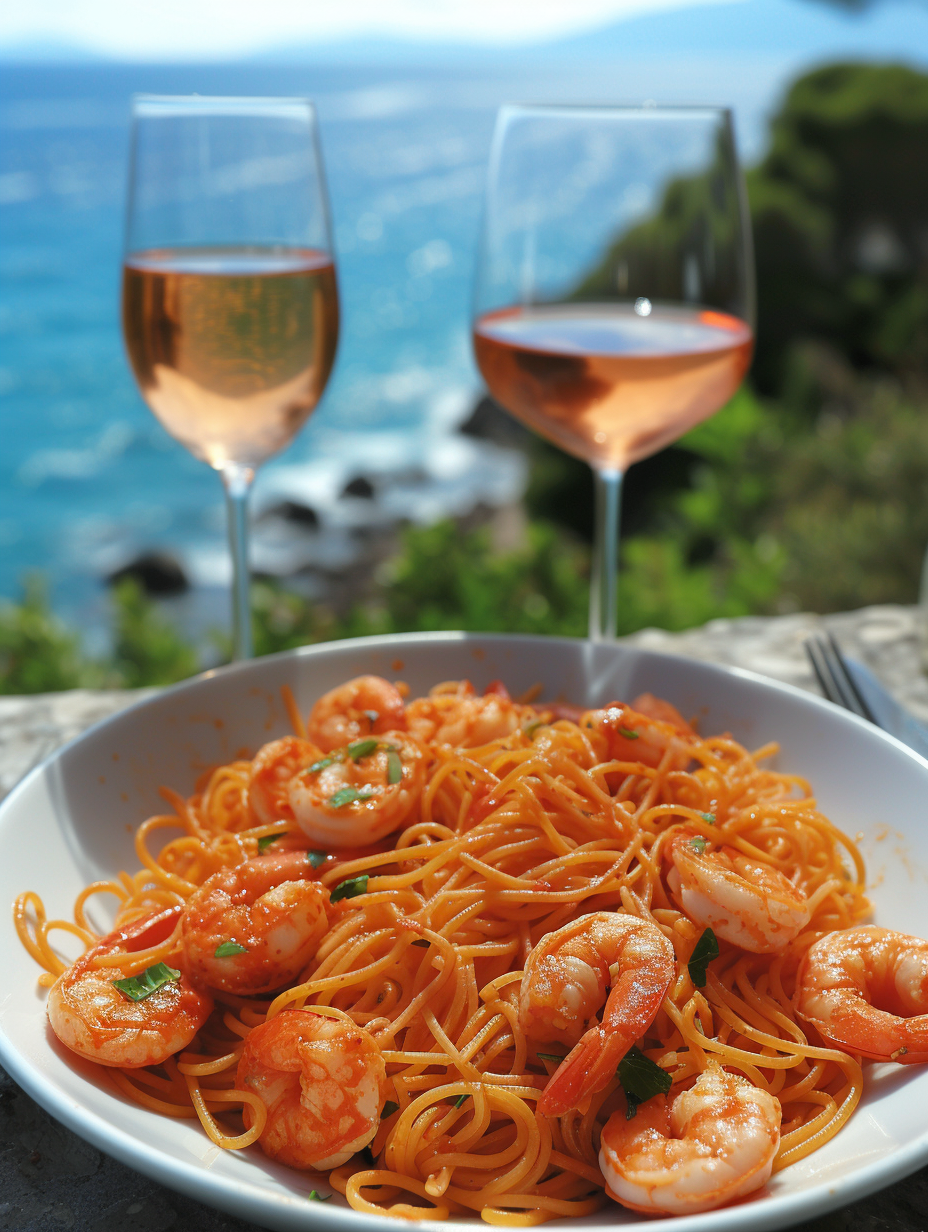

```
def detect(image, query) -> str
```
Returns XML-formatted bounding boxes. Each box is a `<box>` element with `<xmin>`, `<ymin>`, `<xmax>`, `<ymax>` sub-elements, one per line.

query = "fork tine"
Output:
<box><xmin>803</xmin><ymin>633</ymin><xmax>878</xmax><ymax>725</ymax></box>
<box><xmin>804</xmin><ymin>636</ymin><xmax>841</xmax><ymax>707</ymax></box>
<box><xmin>823</xmin><ymin>631</ymin><xmax>879</xmax><ymax>726</ymax></box>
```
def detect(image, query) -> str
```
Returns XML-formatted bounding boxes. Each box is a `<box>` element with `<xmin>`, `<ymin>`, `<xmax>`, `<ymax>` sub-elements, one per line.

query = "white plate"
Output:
<box><xmin>2</xmin><ymin>632</ymin><xmax>927</xmax><ymax>1232</ymax></box>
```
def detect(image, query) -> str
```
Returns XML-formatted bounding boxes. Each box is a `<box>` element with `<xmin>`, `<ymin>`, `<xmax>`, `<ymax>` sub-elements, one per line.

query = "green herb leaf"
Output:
<box><xmin>112</xmin><ymin>962</ymin><xmax>181</xmax><ymax>1003</ymax></box>
<box><xmin>331</xmin><ymin>873</ymin><xmax>369</xmax><ymax>903</ymax></box>
<box><xmin>258</xmin><ymin>832</ymin><xmax>285</xmax><ymax>852</ymax></box>
<box><xmin>307</xmin><ymin>753</ymin><xmax>339</xmax><ymax>774</ymax></box>
<box><xmin>690</xmin><ymin>836</ymin><xmax>707</xmax><ymax>854</ymax></box>
<box><xmin>306</xmin><ymin>849</ymin><xmax>328</xmax><ymax>869</ymax></box>
<box><xmin>348</xmin><ymin>737</ymin><xmax>379</xmax><ymax>761</ymax></box>
<box><xmin>617</xmin><ymin>1045</ymin><xmax>672</xmax><ymax>1118</ymax></box>
<box><xmin>382</xmin><ymin>1100</ymin><xmax>399</xmax><ymax>1118</ymax></box>
<box><xmin>687</xmin><ymin>927</ymin><xmax>720</xmax><ymax>988</ymax></box>
<box><xmin>618</xmin><ymin>727</ymin><xmax>639</xmax><ymax>740</ymax></box>
<box><xmin>308</xmin><ymin>1191</ymin><xmax>332</xmax><ymax>1202</ymax></box>
<box><xmin>453</xmin><ymin>1093</ymin><xmax>470</xmax><ymax>1108</ymax></box>
<box><xmin>327</xmin><ymin>786</ymin><xmax>374</xmax><ymax>809</ymax></box>
<box><xmin>523</xmin><ymin>719</ymin><xmax>545</xmax><ymax>738</ymax></box>
<box><xmin>386</xmin><ymin>746</ymin><xmax>402</xmax><ymax>785</ymax></box>
<box><xmin>700</xmin><ymin>813</ymin><xmax>716</xmax><ymax>825</ymax></box>
<box><xmin>537</xmin><ymin>1052</ymin><xmax>565</xmax><ymax>1063</ymax></box>
<box><xmin>214</xmin><ymin>940</ymin><xmax>248</xmax><ymax>958</ymax></box>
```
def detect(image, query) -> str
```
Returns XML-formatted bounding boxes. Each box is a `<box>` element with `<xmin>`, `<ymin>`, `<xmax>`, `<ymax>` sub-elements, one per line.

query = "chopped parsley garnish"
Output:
<box><xmin>617</xmin><ymin>1046</ymin><xmax>672</xmax><ymax>1120</ymax></box>
<box><xmin>348</xmin><ymin>737</ymin><xmax>379</xmax><ymax>761</ymax></box>
<box><xmin>688</xmin><ymin>928</ymin><xmax>720</xmax><ymax>988</ymax></box>
<box><xmin>523</xmin><ymin>719</ymin><xmax>545</xmax><ymax>738</ymax></box>
<box><xmin>306</xmin><ymin>849</ymin><xmax>328</xmax><ymax>868</ymax></box>
<box><xmin>328</xmin><ymin>786</ymin><xmax>374</xmax><ymax>809</ymax></box>
<box><xmin>308</xmin><ymin>1191</ymin><xmax>332</xmax><ymax>1202</ymax></box>
<box><xmin>453</xmin><ymin>1093</ymin><xmax>471</xmax><ymax>1108</ymax></box>
<box><xmin>537</xmin><ymin>1052</ymin><xmax>565</xmax><ymax>1063</ymax></box>
<box><xmin>701</xmin><ymin>813</ymin><xmax>716</xmax><ymax>824</ymax></box>
<box><xmin>257</xmin><ymin>832</ymin><xmax>285</xmax><ymax>852</ymax></box>
<box><xmin>382</xmin><ymin>1100</ymin><xmax>399</xmax><ymax>1118</ymax></box>
<box><xmin>618</xmin><ymin>727</ymin><xmax>639</xmax><ymax>740</ymax></box>
<box><xmin>112</xmin><ymin>962</ymin><xmax>181</xmax><ymax>1002</ymax></box>
<box><xmin>330</xmin><ymin>873</ymin><xmax>369</xmax><ymax>903</ymax></box>
<box><xmin>690</xmin><ymin>836</ymin><xmax>707</xmax><ymax>854</ymax></box>
<box><xmin>386</xmin><ymin>746</ymin><xmax>402</xmax><ymax>785</ymax></box>
<box><xmin>308</xmin><ymin>753</ymin><xmax>340</xmax><ymax>774</ymax></box>
<box><xmin>214</xmin><ymin>941</ymin><xmax>248</xmax><ymax>958</ymax></box>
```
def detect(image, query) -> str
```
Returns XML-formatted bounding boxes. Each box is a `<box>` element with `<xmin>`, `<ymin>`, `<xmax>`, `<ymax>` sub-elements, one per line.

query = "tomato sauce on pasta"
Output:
<box><xmin>15</xmin><ymin>676</ymin><xmax>875</xmax><ymax>1223</ymax></box>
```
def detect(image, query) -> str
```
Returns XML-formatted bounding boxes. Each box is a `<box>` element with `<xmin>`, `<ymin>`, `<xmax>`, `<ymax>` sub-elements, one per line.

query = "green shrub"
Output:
<box><xmin>0</xmin><ymin>577</ymin><xmax>96</xmax><ymax>694</ymax></box>
<box><xmin>108</xmin><ymin>579</ymin><xmax>199</xmax><ymax>688</ymax></box>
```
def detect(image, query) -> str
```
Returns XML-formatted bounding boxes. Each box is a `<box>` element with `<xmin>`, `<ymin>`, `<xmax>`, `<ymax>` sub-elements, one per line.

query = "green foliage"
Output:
<box><xmin>0</xmin><ymin>577</ymin><xmax>97</xmax><ymax>694</ymax></box>
<box><xmin>573</xmin><ymin>132</ymin><xmax>745</xmax><ymax>316</ymax></box>
<box><xmin>4</xmin><ymin>61</ymin><xmax>928</xmax><ymax>695</ymax></box>
<box><xmin>353</xmin><ymin>520</ymin><xmax>589</xmax><ymax>638</ymax></box>
<box><xmin>249</xmin><ymin>580</ymin><xmax>336</xmax><ymax>658</ymax></box>
<box><xmin>748</xmin><ymin>61</ymin><xmax>928</xmax><ymax>391</ymax></box>
<box><xmin>757</xmin><ymin>380</ymin><xmax>928</xmax><ymax>610</ymax></box>
<box><xmin>108</xmin><ymin>579</ymin><xmax>199</xmax><ymax>688</ymax></box>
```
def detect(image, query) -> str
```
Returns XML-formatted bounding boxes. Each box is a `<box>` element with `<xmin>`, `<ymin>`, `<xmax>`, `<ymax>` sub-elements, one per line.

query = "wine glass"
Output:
<box><xmin>473</xmin><ymin>105</ymin><xmax>754</xmax><ymax>641</ymax></box>
<box><xmin>122</xmin><ymin>96</ymin><xmax>339</xmax><ymax>660</ymax></box>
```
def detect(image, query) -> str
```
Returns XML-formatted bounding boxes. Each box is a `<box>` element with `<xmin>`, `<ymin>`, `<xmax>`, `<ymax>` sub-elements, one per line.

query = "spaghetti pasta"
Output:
<box><xmin>16</xmin><ymin>673</ymin><xmax>906</xmax><ymax>1222</ymax></box>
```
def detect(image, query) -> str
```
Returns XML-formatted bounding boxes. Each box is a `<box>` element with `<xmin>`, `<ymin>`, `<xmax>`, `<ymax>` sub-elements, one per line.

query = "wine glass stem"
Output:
<box><xmin>589</xmin><ymin>467</ymin><xmax>624</xmax><ymax>643</ymax></box>
<box><xmin>221</xmin><ymin>462</ymin><xmax>255</xmax><ymax>661</ymax></box>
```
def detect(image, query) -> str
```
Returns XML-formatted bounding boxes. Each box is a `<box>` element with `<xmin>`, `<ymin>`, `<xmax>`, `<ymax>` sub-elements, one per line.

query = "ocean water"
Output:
<box><xmin>2</xmin><ymin>3</ymin><xmax>927</xmax><ymax>637</ymax></box>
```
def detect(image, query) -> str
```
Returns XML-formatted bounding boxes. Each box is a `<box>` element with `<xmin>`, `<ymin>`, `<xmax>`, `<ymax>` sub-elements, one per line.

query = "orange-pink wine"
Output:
<box><xmin>473</xmin><ymin>303</ymin><xmax>753</xmax><ymax>470</ymax></box>
<box><xmin>123</xmin><ymin>247</ymin><xmax>339</xmax><ymax>469</ymax></box>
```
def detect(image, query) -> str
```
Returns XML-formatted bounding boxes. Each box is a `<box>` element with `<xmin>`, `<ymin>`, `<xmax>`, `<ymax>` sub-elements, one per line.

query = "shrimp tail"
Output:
<box><xmin>540</xmin><ymin>1023</ymin><xmax>623</xmax><ymax>1116</ymax></box>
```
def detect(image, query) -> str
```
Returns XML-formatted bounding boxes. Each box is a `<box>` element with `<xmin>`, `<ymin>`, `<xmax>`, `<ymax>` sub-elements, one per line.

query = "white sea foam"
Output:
<box><xmin>19</xmin><ymin>422</ymin><xmax>135</xmax><ymax>486</ymax></box>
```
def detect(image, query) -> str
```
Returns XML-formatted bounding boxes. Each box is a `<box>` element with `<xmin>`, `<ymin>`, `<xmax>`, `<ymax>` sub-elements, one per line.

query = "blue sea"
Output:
<box><xmin>2</xmin><ymin>0</ymin><xmax>927</xmax><ymax>641</ymax></box>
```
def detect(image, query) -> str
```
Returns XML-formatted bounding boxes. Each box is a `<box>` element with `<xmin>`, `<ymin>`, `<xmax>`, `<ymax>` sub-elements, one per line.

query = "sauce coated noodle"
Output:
<box><xmin>18</xmin><ymin>675</ymin><xmax>909</xmax><ymax>1223</ymax></box>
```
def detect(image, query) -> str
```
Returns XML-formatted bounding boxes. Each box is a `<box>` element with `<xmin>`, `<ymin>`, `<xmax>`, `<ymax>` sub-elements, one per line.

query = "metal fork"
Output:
<box><xmin>803</xmin><ymin>631</ymin><xmax>878</xmax><ymax>725</ymax></box>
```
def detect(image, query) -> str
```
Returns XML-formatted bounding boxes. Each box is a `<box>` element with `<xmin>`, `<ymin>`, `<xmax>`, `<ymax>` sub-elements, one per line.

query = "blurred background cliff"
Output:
<box><xmin>2</xmin><ymin>0</ymin><xmax>928</xmax><ymax>690</ymax></box>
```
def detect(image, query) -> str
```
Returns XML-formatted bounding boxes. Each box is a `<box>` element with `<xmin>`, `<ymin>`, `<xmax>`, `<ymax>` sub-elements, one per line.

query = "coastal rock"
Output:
<box><xmin>106</xmin><ymin>551</ymin><xmax>188</xmax><ymax>596</ymax></box>
<box><xmin>261</xmin><ymin>500</ymin><xmax>320</xmax><ymax>530</ymax></box>
<box><xmin>341</xmin><ymin>475</ymin><xmax>376</xmax><ymax>500</ymax></box>
<box><xmin>459</xmin><ymin>396</ymin><xmax>533</xmax><ymax>449</ymax></box>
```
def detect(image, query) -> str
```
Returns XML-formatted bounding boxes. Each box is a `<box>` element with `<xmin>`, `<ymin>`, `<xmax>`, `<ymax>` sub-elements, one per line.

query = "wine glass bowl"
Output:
<box><xmin>121</xmin><ymin>96</ymin><xmax>339</xmax><ymax>659</ymax></box>
<box><xmin>122</xmin><ymin>247</ymin><xmax>338</xmax><ymax>471</ymax></box>
<box><xmin>473</xmin><ymin>105</ymin><xmax>754</xmax><ymax>638</ymax></box>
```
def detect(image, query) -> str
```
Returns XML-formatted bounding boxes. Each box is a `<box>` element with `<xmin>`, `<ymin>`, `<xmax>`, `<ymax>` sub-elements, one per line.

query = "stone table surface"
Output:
<box><xmin>2</xmin><ymin>606</ymin><xmax>928</xmax><ymax>1231</ymax></box>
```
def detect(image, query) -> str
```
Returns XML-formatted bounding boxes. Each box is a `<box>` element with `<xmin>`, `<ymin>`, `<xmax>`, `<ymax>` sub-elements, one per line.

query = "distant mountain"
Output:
<box><xmin>0</xmin><ymin>37</ymin><xmax>106</xmax><ymax>63</ymax></box>
<box><xmin>549</xmin><ymin>0</ymin><xmax>928</xmax><ymax>57</ymax></box>
<box><xmin>249</xmin><ymin>0</ymin><xmax>928</xmax><ymax>65</ymax></box>
<box><xmin>2</xmin><ymin>0</ymin><xmax>926</xmax><ymax>65</ymax></box>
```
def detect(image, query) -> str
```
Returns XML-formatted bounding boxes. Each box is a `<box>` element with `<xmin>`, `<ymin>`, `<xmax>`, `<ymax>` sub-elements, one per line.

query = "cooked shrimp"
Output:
<box><xmin>248</xmin><ymin>736</ymin><xmax>324</xmax><ymax>826</ymax></box>
<box><xmin>237</xmin><ymin>1009</ymin><xmax>387</xmax><ymax>1170</ymax></box>
<box><xmin>797</xmin><ymin>925</ymin><xmax>928</xmax><ymax>1063</ymax></box>
<box><xmin>666</xmin><ymin>829</ymin><xmax>811</xmax><ymax>954</ymax></box>
<box><xmin>582</xmin><ymin>699</ymin><xmax>696</xmax><ymax>771</ymax></box>
<box><xmin>628</xmin><ymin>692</ymin><xmax>695</xmax><ymax>733</ymax></box>
<box><xmin>287</xmin><ymin>731</ymin><xmax>427</xmax><ymax>847</ymax></box>
<box><xmin>520</xmin><ymin>911</ymin><xmax>675</xmax><ymax>1116</ymax></box>
<box><xmin>307</xmin><ymin>675</ymin><xmax>408</xmax><ymax>753</ymax></box>
<box><xmin>181</xmin><ymin>852</ymin><xmax>330</xmax><ymax>995</ymax></box>
<box><xmin>600</xmin><ymin>1062</ymin><xmax>781</xmax><ymax>1215</ymax></box>
<box><xmin>47</xmin><ymin>906</ymin><xmax>213</xmax><ymax>1068</ymax></box>
<box><xmin>406</xmin><ymin>679</ymin><xmax>524</xmax><ymax>748</ymax></box>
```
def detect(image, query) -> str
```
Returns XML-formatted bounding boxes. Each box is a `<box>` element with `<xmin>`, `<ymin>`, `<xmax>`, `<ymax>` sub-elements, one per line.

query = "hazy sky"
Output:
<box><xmin>0</xmin><ymin>0</ymin><xmax>741</xmax><ymax>58</ymax></box>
